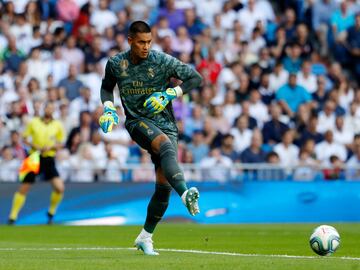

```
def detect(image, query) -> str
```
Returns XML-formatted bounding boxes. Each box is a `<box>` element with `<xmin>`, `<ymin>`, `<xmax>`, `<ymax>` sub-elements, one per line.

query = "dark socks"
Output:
<box><xmin>159</xmin><ymin>141</ymin><xmax>188</xmax><ymax>196</ymax></box>
<box><xmin>144</xmin><ymin>184</ymin><xmax>172</xmax><ymax>233</ymax></box>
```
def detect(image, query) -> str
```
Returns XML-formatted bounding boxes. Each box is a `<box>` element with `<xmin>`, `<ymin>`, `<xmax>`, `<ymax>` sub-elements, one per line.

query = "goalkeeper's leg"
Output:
<box><xmin>153</xmin><ymin>136</ymin><xmax>200</xmax><ymax>216</ymax></box>
<box><xmin>127</xmin><ymin>120</ymin><xmax>200</xmax><ymax>215</ymax></box>
<box><xmin>135</xmin><ymin>170</ymin><xmax>171</xmax><ymax>255</ymax></box>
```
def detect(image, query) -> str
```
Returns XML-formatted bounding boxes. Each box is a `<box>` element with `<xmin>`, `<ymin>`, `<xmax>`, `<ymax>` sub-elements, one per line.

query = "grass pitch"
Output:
<box><xmin>0</xmin><ymin>224</ymin><xmax>359</xmax><ymax>270</ymax></box>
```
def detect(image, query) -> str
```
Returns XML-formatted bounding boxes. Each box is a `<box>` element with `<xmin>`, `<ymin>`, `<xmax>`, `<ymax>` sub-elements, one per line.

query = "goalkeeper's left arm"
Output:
<box><xmin>99</xmin><ymin>60</ymin><xmax>119</xmax><ymax>133</ymax></box>
<box><xmin>144</xmin><ymin>66</ymin><xmax>203</xmax><ymax>114</ymax></box>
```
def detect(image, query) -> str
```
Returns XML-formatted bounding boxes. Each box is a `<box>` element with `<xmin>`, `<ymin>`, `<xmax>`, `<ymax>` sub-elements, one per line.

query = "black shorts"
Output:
<box><xmin>126</xmin><ymin>118</ymin><xmax>177</xmax><ymax>169</ymax></box>
<box><xmin>22</xmin><ymin>156</ymin><xmax>60</xmax><ymax>183</ymax></box>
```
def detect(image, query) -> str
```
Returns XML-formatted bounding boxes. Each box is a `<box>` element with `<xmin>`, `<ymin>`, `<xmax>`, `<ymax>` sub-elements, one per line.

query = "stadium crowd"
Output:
<box><xmin>1</xmin><ymin>0</ymin><xmax>360</xmax><ymax>182</ymax></box>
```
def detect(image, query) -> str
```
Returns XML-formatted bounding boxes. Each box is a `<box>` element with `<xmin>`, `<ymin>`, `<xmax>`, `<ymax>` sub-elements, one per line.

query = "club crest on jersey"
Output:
<box><xmin>147</xmin><ymin>68</ymin><xmax>155</xmax><ymax>78</ymax></box>
<box><xmin>120</xmin><ymin>59</ymin><xmax>129</xmax><ymax>77</ymax></box>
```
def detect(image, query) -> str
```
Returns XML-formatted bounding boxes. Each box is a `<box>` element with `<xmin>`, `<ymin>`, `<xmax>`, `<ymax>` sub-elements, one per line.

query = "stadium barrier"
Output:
<box><xmin>1</xmin><ymin>163</ymin><xmax>360</xmax><ymax>182</ymax></box>
<box><xmin>1</xmin><ymin>180</ymin><xmax>359</xmax><ymax>225</ymax></box>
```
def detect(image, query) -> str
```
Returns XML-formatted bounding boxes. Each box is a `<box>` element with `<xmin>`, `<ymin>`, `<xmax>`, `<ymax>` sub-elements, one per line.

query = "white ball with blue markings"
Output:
<box><xmin>309</xmin><ymin>225</ymin><xmax>340</xmax><ymax>256</ymax></box>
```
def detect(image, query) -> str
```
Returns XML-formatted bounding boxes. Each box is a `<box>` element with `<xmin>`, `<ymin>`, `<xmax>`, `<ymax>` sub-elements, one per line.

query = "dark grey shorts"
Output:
<box><xmin>126</xmin><ymin>118</ymin><xmax>177</xmax><ymax>169</ymax></box>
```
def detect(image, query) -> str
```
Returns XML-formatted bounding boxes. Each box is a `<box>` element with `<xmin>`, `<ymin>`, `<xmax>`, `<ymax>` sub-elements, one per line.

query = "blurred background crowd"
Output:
<box><xmin>1</xmin><ymin>0</ymin><xmax>360</xmax><ymax>182</ymax></box>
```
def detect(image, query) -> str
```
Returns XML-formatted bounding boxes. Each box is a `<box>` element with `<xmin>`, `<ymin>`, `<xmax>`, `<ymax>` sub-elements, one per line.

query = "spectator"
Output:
<box><xmin>200</xmin><ymin>147</ymin><xmax>233</xmax><ymax>182</ymax></box>
<box><xmin>202</xmin><ymin>117</ymin><xmax>222</xmax><ymax>149</ymax></box>
<box><xmin>346</xmin><ymin>13</ymin><xmax>360</xmax><ymax>83</ymax></box>
<box><xmin>346</xmin><ymin>141</ymin><xmax>360</xmax><ymax>180</ymax></box>
<box><xmin>276</xmin><ymin>73</ymin><xmax>312</xmax><ymax>117</ymax></box>
<box><xmin>248</xmin><ymin>89</ymin><xmax>269</xmax><ymax>128</ymax></box>
<box><xmin>312</xmin><ymin>75</ymin><xmax>328</xmax><ymax>109</ymax></box>
<box><xmin>240</xmin><ymin>129</ymin><xmax>266</xmax><ymax>163</ymax></box>
<box><xmin>0</xmin><ymin>36</ymin><xmax>26</xmax><ymax>73</ymax></box>
<box><xmin>323</xmin><ymin>155</ymin><xmax>345</xmax><ymax>180</ymax></box>
<box><xmin>282</xmin><ymin>42</ymin><xmax>303</xmax><ymax>73</ymax></box>
<box><xmin>258</xmin><ymin>151</ymin><xmax>287</xmax><ymax>180</ymax></box>
<box><xmin>293</xmin><ymin>149</ymin><xmax>318</xmax><ymax>181</ymax></box>
<box><xmin>315</xmin><ymin>130</ymin><xmax>347</xmax><ymax>162</ymax></box>
<box><xmin>274</xmin><ymin>129</ymin><xmax>299</xmax><ymax>168</ymax></box>
<box><xmin>84</xmin><ymin>36</ymin><xmax>106</xmax><ymax>72</ymax></box>
<box><xmin>158</xmin><ymin>0</ymin><xmax>185</xmax><ymax>32</ymax></box>
<box><xmin>50</xmin><ymin>46</ymin><xmax>69</xmax><ymax>86</ymax></box>
<box><xmin>59</xmin><ymin>100</ymin><xmax>77</xmax><ymax>136</ymax></box>
<box><xmin>269</xmin><ymin>26</ymin><xmax>287</xmax><ymax>60</ymax></box>
<box><xmin>68</xmin><ymin>110</ymin><xmax>95</xmax><ymax>145</ymax></box>
<box><xmin>177</xmin><ymin>120</ymin><xmax>192</xmax><ymax>144</ymax></box>
<box><xmin>344</xmin><ymin>102</ymin><xmax>360</xmax><ymax>134</ymax></box>
<box><xmin>220</xmin><ymin>133</ymin><xmax>239</xmax><ymax>162</ymax></box>
<box><xmin>269</xmin><ymin>61</ymin><xmax>289</xmax><ymax>94</ymax></box>
<box><xmin>100</xmin><ymin>142</ymin><xmax>124</xmax><ymax>182</ymax></box>
<box><xmin>230</xmin><ymin>114</ymin><xmax>253</xmax><ymax>153</ymax></box>
<box><xmin>182</xmin><ymin>148</ymin><xmax>201</xmax><ymax>182</ymax></box>
<box><xmin>297</xmin><ymin>60</ymin><xmax>317</xmax><ymax>94</ymax></box>
<box><xmin>216</xmin><ymin>61</ymin><xmax>242</xmax><ymax>101</ymax></box>
<box><xmin>58</xmin><ymin>64</ymin><xmax>84</xmax><ymax>101</ymax></box>
<box><xmin>208</xmin><ymin>104</ymin><xmax>231</xmax><ymax>134</ymax></box>
<box><xmin>56</xmin><ymin>0</ymin><xmax>80</xmax><ymax>24</ymax></box>
<box><xmin>238</xmin><ymin>0</ymin><xmax>273</xmax><ymax>39</ymax></box>
<box><xmin>61</xmin><ymin>36</ymin><xmax>85</xmax><ymax>72</ymax></box>
<box><xmin>9</xmin><ymin>130</ymin><xmax>26</xmax><ymax>160</ymax></box>
<box><xmin>312</xmin><ymin>0</ymin><xmax>338</xmax><ymax>56</ymax></box>
<box><xmin>0</xmin><ymin>145</ymin><xmax>20</xmax><ymax>182</ymax></box>
<box><xmin>9</xmin><ymin>13</ymin><xmax>33</xmax><ymax>54</ymax></box>
<box><xmin>90</xmin><ymin>0</ymin><xmax>117</xmax><ymax>35</ymax></box>
<box><xmin>69</xmin><ymin>142</ymin><xmax>95</xmax><ymax>182</ymax></box>
<box><xmin>293</xmin><ymin>103</ymin><xmax>311</xmax><ymax>135</ymax></box>
<box><xmin>317</xmin><ymin>100</ymin><xmax>336</xmax><ymax>133</ymax></box>
<box><xmin>26</xmin><ymin>47</ymin><xmax>51</xmax><ymax>88</ymax></box>
<box><xmin>333</xmin><ymin>114</ymin><xmax>354</xmax><ymax>149</ymax></box>
<box><xmin>297</xmin><ymin>114</ymin><xmax>324</xmax><ymax>146</ymax></box>
<box><xmin>65</xmin><ymin>128</ymin><xmax>81</xmax><ymax>155</ymax></box>
<box><xmin>262</xmin><ymin>103</ymin><xmax>289</xmax><ymax>145</ymax></box>
<box><xmin>222</xmin><ymin>90</ymin><xmax>241</xmax><ymax>127</ymax></box>
<box><xmin>282</xmin><ymin>8</ymin><xmax>297</xmax><ymax>40</ymax></box>
<box><xmin>69</xmin><ymin>87</ymin><xmax>98</xmax><ymax>118</ymax></box>
<box><xmin>196</xmin><ymin>47</ymin><xmax>222</xmax><ymax>86</ymax></box>
<box><xmin>171</xmin><ymin>26</ymin><xmax>194</xmax><ymax>55</ymax></box>
<box><xmin>293</xmin><ymin>23</ymin><xmax>313</xmax><ymax>58</ymax></box>
<box><xmin>125</xmin><ymin>0</ymin><xmax>150</xmax><ymax>22</ymax></box>
<box><xmin>132</xmin><ymin>150</ymin><xmax>155</xmax><ymax>182</ymax></box>
<box><xmin>248</xmin><ymin>27</ymin><xmax>266</xmax><ymax>55</ymax></box>
<box><xmin>187</xmin><ymin>129</ymin><xmax>209</xmax><ymax>163</ymax></box>
<box><xmin>183</xmin><ymin>104</ymin><xmax>203</xmax><ymax>137</ymax></box>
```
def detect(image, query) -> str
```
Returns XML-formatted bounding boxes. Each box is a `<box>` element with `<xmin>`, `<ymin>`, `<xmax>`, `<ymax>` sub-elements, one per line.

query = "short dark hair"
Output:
<box><xmin>129</xmin><ymin>21</ymin><xmax>151</xmax><ymax>37</ymax></box>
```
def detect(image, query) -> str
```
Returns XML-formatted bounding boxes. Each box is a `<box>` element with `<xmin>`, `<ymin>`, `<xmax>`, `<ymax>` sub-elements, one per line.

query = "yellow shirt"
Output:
<box><xmin>23</xmin><ymin>117</ymin><xmax>65</xmax><ymax>157</ymax></box>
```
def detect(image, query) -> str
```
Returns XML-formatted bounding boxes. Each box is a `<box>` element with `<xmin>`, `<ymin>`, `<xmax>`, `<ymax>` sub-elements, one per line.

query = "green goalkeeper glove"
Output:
<box><xmin>99</xmin><ymin>101</ymin><xmax>119</xmax><ymax>133</ymax></box>
<box><xmin>143</xmin><ymin>86</ymin><xmax>183</xmax><ymax>114</ymax></box>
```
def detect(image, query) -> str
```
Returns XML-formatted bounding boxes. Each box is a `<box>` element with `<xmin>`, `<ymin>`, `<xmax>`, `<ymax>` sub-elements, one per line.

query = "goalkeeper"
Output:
<box><xmin>99</xmin><ymin>21</ymin><xmax>202</xmax><ymax>255</ymax></box>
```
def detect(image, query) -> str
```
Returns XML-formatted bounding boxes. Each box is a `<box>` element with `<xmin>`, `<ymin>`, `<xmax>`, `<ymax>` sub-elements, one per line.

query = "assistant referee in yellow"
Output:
<box><xmin>8</xmin><ymin>102</ymin><xmax>66</xmax><ymax>225</ymax></box>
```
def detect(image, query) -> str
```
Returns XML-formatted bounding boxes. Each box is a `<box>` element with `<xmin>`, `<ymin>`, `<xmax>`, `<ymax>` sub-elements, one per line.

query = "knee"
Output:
<box><xmin>158</xmin><ymin>140</ymin><xmax>176</xmax><ymax>157</ymax></box>
<box><xmin>53</xmin><ymin>179</ymin><xmax>65</xmax><ymax>194</ymax></box>
<box><xmin>155</xmin><ymin>184</ymin><xmax>172</xmax><ymax>202</ymax></box>
<box><xmin>151</xmin><ymin>134</ymin><xmax>171</xmax><ymax>154</ymax></box>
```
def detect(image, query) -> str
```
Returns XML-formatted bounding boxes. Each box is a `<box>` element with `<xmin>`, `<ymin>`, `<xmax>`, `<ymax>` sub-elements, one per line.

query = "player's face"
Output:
<box><xmin>128</xmin><ymin>32</ymin><xmax>152</xmax><ymax>59</ymax></box>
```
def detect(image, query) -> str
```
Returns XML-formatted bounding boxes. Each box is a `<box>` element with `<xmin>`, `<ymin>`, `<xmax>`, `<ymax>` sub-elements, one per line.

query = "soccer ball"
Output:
<box><xmin>309</xmin><ymin>225</ymin><xmax>340</xmax><ymax>256</ymax></box>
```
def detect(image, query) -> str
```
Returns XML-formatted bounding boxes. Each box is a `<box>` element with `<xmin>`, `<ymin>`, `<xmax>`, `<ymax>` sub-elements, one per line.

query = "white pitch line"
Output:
<box><xmin>0</xmin><ymin>247</ymin><xmax>359</xmax><ymax>261</ymax></box>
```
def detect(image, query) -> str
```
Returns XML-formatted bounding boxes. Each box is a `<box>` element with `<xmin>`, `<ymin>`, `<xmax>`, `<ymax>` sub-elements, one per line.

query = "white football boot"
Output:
<box><xmin>182</xmin><ymin>187</ymin><xmax>200</xmax><ymax>216</ymax></box>
<box><xmin>134</xmin><ymin>235</ymin><xmax>159</xmax><ymax>256</ymax></box>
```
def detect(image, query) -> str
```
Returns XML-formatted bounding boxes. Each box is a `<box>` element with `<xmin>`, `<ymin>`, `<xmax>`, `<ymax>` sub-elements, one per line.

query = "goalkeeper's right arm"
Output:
<box><xmin>99</xmin><ymin>60</ymin><xmax>119</xmax><ymax>133</ymax></box>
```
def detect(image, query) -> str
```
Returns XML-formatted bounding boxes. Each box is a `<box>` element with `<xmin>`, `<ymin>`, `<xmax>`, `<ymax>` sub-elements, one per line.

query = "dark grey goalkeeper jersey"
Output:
<box><xmin>101</xmin><ymin>49</ymin><xmax>202</xmax><ymax>136</ymax></box>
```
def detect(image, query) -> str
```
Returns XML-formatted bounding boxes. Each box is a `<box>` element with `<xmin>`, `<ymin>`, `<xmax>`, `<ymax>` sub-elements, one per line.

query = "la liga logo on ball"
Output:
<box><xmin>309</xmin><ymin>225</ymin><xmax>340</xmax><ymax>256</ymax></box>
